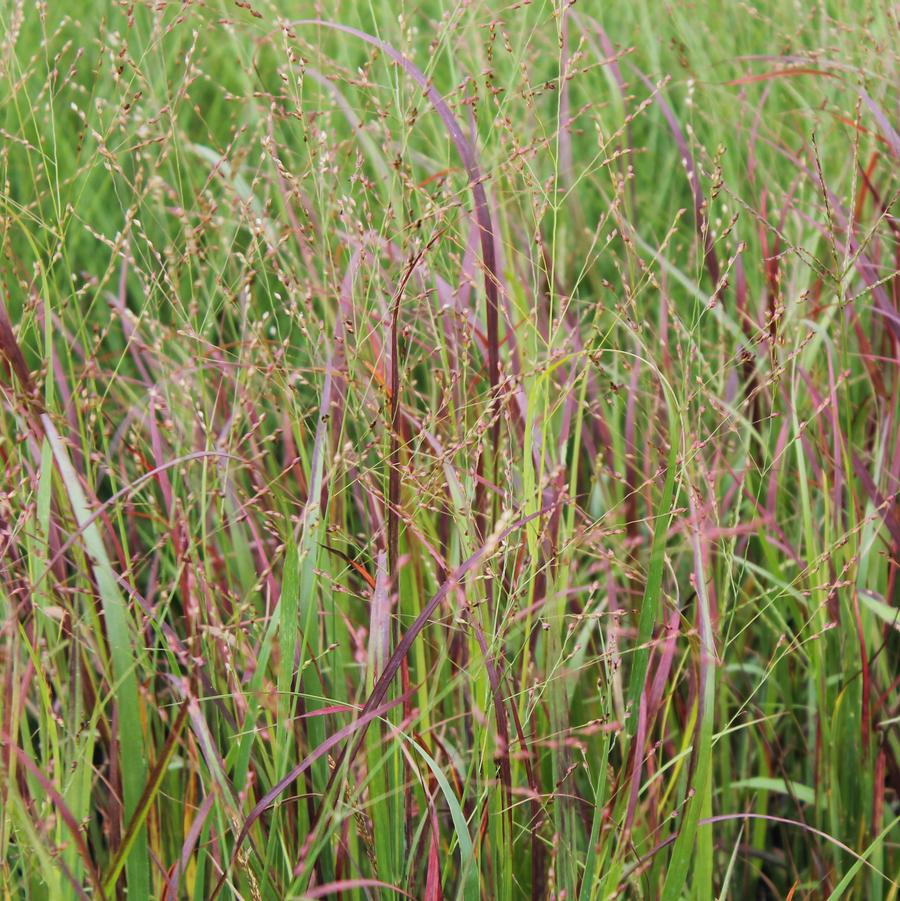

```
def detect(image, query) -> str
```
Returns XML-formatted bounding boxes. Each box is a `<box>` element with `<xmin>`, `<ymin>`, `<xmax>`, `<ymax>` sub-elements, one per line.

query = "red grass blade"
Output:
<box><xmin>291</xmin><ymin>19</ymin><xmax>504</xmax><ymax>518</ymax></box>
<box><xmin>1</xmin><ymin>738</ymin><xmax>105</xmax><ymax>896</ymax></box>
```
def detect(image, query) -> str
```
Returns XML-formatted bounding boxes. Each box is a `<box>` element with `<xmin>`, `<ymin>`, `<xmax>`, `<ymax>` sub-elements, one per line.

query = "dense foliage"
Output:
<box><xmin>0</xmin><ymin>1</ymin><xmax>897</xmax><ymax>898</ymax></box>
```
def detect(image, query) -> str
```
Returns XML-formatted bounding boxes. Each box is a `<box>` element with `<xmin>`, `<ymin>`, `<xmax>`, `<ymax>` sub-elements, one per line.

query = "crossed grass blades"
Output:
<box><xmin>0</xmin><ymin>0</ymin><xmax>898</xmax><ymax>898</ymax></box>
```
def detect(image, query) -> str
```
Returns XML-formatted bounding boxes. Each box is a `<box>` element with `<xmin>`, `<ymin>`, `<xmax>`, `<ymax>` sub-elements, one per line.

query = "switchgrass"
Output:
<box><xmin>0</xmin><ymin>0</ymin><xmax>898</xmax><ymax>898</ymax></box>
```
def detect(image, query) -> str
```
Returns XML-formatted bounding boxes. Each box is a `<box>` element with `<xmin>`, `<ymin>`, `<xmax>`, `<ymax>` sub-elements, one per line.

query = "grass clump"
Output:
<box><xmin>0</xmin><ymin>0</ymin><xmax>898</xmax><ymax>898</ymax></box>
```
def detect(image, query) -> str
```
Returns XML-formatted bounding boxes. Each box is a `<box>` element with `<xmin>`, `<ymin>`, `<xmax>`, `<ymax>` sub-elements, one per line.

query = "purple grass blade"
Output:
<box><xmin>369</xmin><ymin>550</ymin><xmax>391</xmax><ymax>681</ymax></box>
<box><xmin>165</xmin><ymin>791</ymin><xmax>216</xmax><ymax>901</ymax></box>
<box><xmin>631</xmin><ymin>67</ymin><xmax>722</xmax><ymax>292</ymax></box>
<box><xmin>292</xmin><ymin>19</ymin><xmax>504</xmax><ymax>515</ymax></box>
<box><xmin>210</xmin><ymin>693</ymin><xmax>410</xmax><ymax>898</ymax></box>
<box><xmin>1</xmin><ymin>738</ymin><xmax>106</xmax><ymax>896</ymax></box>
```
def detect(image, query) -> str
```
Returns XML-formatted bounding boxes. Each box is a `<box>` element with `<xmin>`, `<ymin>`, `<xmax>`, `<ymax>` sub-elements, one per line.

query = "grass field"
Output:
<box><xmin>0</xmin><ymin>0</ymin><xmax>898</xmax><ymax>898</ymax></box>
